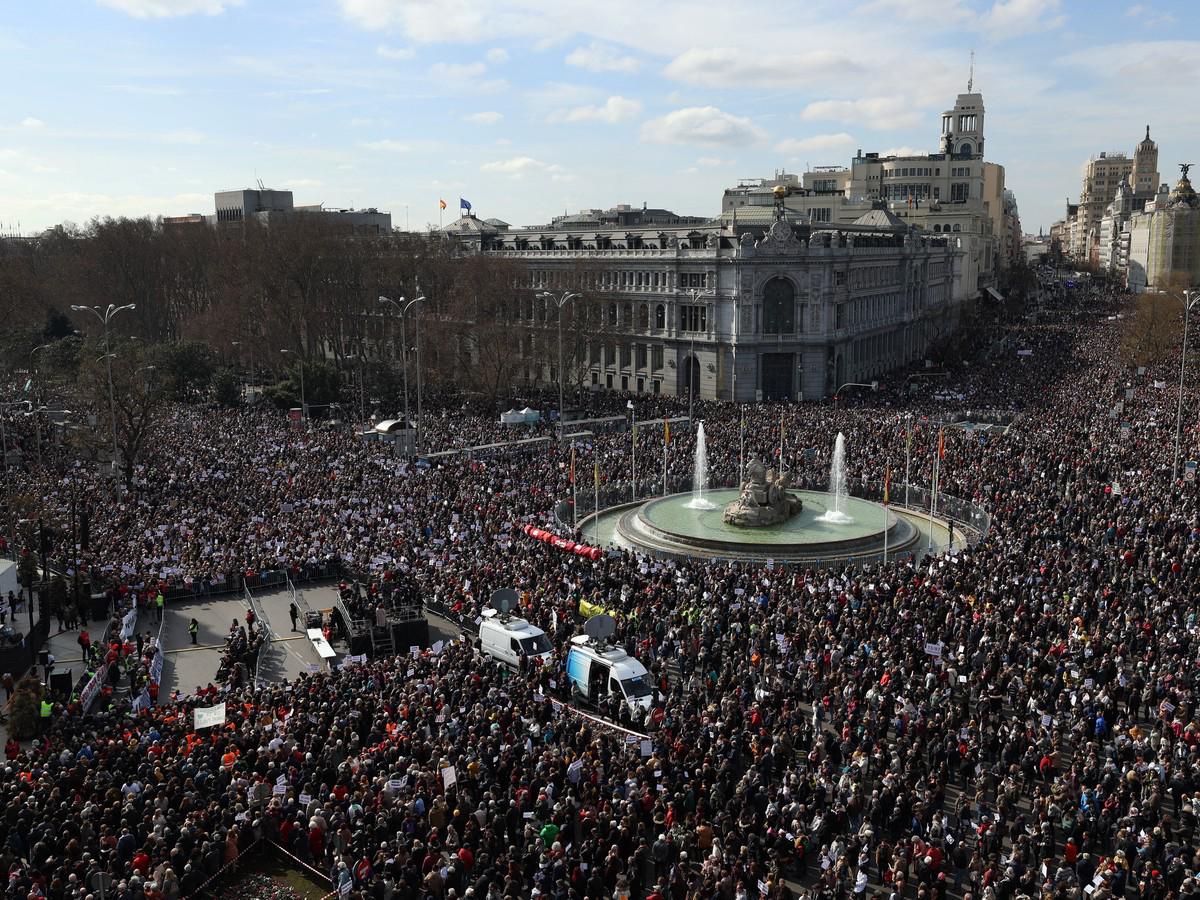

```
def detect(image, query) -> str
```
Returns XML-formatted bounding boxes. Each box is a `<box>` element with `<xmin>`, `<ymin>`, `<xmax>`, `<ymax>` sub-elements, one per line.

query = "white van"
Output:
<box><xmin>566</xmin><ymin>635</ymin><xmax>655</xmax><ymax>712</ymax></box>
<box><xmin>476</xmin><ymin>609</ymin><xmax>553</xmax><ymax>669</ymax></box>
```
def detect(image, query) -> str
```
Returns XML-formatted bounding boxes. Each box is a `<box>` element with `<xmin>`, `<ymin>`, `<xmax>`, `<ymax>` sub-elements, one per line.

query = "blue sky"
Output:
<box><xmin>2</xmin><ymin>0</ymin><xmax>1198</xmax><ymax>234</ymax></box>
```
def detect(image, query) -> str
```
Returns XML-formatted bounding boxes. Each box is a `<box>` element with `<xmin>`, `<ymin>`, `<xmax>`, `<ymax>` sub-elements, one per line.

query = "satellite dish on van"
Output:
<box><xmin>583</xmin><ymin>613</ymin><xmax>616</xmax><ymax>644</ymax></box>
<box><xmin>490</xmin><ymin>588</ymin><xmax>519</xmax><ymax>615</ymax></box>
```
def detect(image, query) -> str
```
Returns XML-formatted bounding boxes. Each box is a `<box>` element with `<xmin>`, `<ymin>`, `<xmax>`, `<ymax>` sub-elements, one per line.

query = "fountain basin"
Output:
<box><xmin>610</xmin><ymin>489</ymin><xmax>920</xmax><ymax>563</ymax></box>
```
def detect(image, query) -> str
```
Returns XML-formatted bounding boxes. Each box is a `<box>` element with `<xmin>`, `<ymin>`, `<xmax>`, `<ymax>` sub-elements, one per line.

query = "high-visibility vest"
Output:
<box><xmin>40</xmin><ymin>700</ymin><xmax>52</xmax><ymax>718</ymax></box>
<box><xmin>156</xmin><ymin>594</ymin><xmax>165</xmax><ymax>609</ymax></box>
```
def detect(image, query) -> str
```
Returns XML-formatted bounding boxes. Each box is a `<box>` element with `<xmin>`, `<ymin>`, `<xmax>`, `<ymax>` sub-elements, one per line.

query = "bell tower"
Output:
<box><xmin>940</xmin><ymin>54</ymin><xmax>985</xmax><ymax>159</ymax></box>
<box><xmin>1132</xmin><ymin>125</ymin><xmax>1160</xmax><ymax>199</ymax></box>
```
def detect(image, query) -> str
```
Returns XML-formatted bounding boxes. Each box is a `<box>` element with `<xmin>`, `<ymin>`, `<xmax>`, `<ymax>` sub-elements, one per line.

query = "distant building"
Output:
<box><xmin>208</xmin><ymin>188</ymin><xmax>391</xmax><ymax>234</ymax></box>
<box><xmin>1127</xmin><ymin>165</ymin><xmax>1200</xmax><ymax>292</ymax></box>
<box><xmin>444</xmin><ymin>197</ymin><xmax>958</xmax><ymax>402</ymax></box>
<box><xmin>1066</xmin><ymin>127</ymin><xmax>1161</xmax><ymax>263</ymax></box>
<box><xmin>718</xmin><ymin>86</ymin><xmax>1013</xmax><ymax>303</ymax></box>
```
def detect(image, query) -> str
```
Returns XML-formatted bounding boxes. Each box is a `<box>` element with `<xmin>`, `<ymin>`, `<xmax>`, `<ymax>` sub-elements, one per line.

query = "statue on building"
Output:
<box><xmin>723</xmin><ymin>461</ymin><xmax>804</xmax><ymax>527</ymax></box>
<box><xmin>706</xmin><ymin>232</ymin><xmax>719</xmax><ymax>249</ymax></box>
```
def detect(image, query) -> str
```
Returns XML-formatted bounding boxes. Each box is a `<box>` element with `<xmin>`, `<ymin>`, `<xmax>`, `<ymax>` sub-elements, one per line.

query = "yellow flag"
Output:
<box><xmin>663</xmin><ymin>419</ymin><xmax>670</xmax><ymax>445</ymax></box>
<box><xmin>593</xmin><ymin>461</ymin><xmax>600</xmax><ymax>489</ymax></box>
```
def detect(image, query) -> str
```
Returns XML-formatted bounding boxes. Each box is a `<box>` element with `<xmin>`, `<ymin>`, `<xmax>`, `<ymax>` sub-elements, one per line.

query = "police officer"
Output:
<box><xmin>188</xmin><ymin>618</ymin><xmax>199</xmax><ymax>645</ymax></box>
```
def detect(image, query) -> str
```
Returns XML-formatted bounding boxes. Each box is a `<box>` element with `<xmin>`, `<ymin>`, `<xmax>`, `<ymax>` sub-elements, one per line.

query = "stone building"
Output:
<box><xmin>1127</xmin><ymin>165</ymin><xmax>1200</xmax><ymax>292</ymax></box>
<box><xmin>445</xmin><ymin>199</ymin><xmax>958</xmax><ymax>402</ymax></box>
<box><xmin>718</xmin><ymin>87</ymin><xmax>1013</xmax><ymax>303</ymax></box>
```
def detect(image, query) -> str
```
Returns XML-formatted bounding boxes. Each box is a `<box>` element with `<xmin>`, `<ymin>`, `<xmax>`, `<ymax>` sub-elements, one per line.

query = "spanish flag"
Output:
<box><xmin>594</xmin><ymin>461</ymin><xmax>600</xmax><ymax>489</ymax></box>
<box><xmin>937</xmin><ymin>428</ymin><xmax>945</xmax><ymax>460</ymax></box>
<box><xmin>569</xmin><ymin>445</ymin><xmax>575</xmax><ymax>485</ymax></box>
<box><xmin>438</xmin><ymin>198</ymin><xmax>447</xmax><ymax>210</ymax></box>
<box><xmin>883</xmin><ymin>465</ymin><xmax>891</xmax><ymax>505</ymax></box>
<box><xmin>663</xmin><ymin>419</ymin><xmax>670</xmax><ymax>445</ymax></box>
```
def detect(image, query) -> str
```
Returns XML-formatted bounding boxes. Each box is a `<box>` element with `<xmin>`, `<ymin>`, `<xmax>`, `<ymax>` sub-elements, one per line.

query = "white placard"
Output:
<box><xmin>441</xmin><ymin>766</ymin><xmax>457</xmax><ymax>789</ymax></box>
<box><xmin>194</xmin><ymin>702</ymin><xmax>227</xmax><ymax>730</ymax></box>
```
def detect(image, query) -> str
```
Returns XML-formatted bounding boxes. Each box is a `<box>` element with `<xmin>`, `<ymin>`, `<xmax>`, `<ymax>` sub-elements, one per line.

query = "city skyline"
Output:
<box><xmin>2</xmin><ymin>0</ymin><xmax>1197</xmax><ymax>234</ymax></box>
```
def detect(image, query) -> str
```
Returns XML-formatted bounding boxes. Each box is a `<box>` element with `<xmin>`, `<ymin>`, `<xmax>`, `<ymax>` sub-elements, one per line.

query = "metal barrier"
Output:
<box><xmin>286</xmin><ymin>572</ymin><xmax>311</xmax><ymax>616</ymax></box>
<box><xmin>243</xmin><ymin>584</ymin><xmax>275</xmax><ymax>689</ymax></box>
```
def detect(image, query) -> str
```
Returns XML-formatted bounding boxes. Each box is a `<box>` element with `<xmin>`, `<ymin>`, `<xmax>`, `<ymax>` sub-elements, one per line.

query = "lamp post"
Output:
<box><xmin>70</xmin><ymin>303</ymin><xmax>135</xmax><ymax>485</ymax></box>
<box><xmin>29</xmin><ymin>344</ymin><xmax>51</xmax><ymax>406</ymax></box>
<box><xmin>280</xmin><ymin>349</ymin><xmax>306</xmax><ymax>426</ymax></box>
<box><xmin>536</xmin><ymin>290</ymin><xmax>581</xmax><ymax>438</ymax></box>
<box><xmin>682</xmin><ymin>288</ymin><xmax>715</xmax><ymax>421</ymax></box>
<box><xmin>379</xmin><ymin>292</ymin><xmax>426</xmax><ymax>453</ymax></box>
<box><xmin>1171</xmin><ymin>289</ymin><xmax>1200</xmax><ymax>483</ymax></box>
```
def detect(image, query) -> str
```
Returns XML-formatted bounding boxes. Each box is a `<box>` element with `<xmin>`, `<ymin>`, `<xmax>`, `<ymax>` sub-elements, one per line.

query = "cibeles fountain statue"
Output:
<box><xmin>723</xmin><ymin>460</ymin><xmax>804</xmax><ymax>527</ymax></box>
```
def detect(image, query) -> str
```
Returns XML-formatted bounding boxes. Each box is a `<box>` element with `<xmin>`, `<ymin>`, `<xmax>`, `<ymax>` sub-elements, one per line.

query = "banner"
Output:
<box><xmin>194</xmin><ymin>701</ymin><xmax>227</xmax><ymax>730</ymax></box>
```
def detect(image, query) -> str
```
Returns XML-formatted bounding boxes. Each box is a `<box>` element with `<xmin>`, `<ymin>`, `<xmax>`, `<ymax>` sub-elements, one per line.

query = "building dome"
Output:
<box><xmin>1168</xmin><ymin>164</ymin><xmax>1199</xmax><ymax>209</ymax></box>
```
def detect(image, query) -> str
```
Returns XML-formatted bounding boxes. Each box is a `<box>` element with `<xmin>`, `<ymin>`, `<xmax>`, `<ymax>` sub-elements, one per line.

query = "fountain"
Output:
<box><xmin>685</xmin><ymin>421</ymin><xmax>717</xmax><ymax>510</ymax></box>
<box><xmin>817</xmin><ymin>432</ymin><xmax>854</xmax><ymax>524</ymax></box>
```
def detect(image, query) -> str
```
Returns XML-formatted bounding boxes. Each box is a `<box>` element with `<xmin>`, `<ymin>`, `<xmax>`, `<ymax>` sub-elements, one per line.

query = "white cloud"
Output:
<box><xmin>1057</xmin><ymin>40</ymin><xmax>1200</xmax><ymax>85</ymax></box>
<box><xmin>696</xmin><ymin>157</ymin><xmax>734</xmax><ymax>167</ymax></box>
<box><xmin>376</xmin><ymin>44</ymin><xmax>415</xmax><ymax>60</ymax></box>
<box><xmin>97</xmin><ymin>0</ymin><xmax>239</xmax><ymax>17</ymax></box>
<box><xmin>20</xmin><ymin>117</ymin><xmax>45</xmax><ymax>129</ymax></box>
<box><xmin>800</xmin><ymin>97</ymin><xmax>920</xmax><ymax>130</ymax></box>
<box><xmin>480</xmin><ymin>156</ymin><xmax>566</xmax><ymax>178</ymax></box>
<box><xmin>981</xmin><ymin>0</ymin><xmax>1065</xmax><ymax>38</ymax></box>
<box><xmin>429</xmin><ymin>61</ymin><xmax>487</xmax><ymax>80</ymax></box>
<box><xmin>641</xmin><ymin>106</ymin><xmax>767</xmax><ymax>146</ymax></box>
<box><xmin>361</xmin><ymin>139</ymin><xmax>410</xmax><ymax>152</ymax></box>
<box><xmin>465</xmin><ymin>111</ymin><xmax>503</xmax><ymax>124</ymax></box>
<box><xmin>160</xmin><ymin>129</ymin><xmax>205</xmax><ymax>144</ymax></box>
<box><xmin>566</xmin><ymin>41</ymin><xmax>639</xmax><ymax>73</ymax></box>
<box><xmin>559</xmin><ymin>96</ymin><xmax>642</xmax><ymax>124</ymax></box>
<box><xmin>776</xmin><ymin>133</ymin><xmax>856</xmax><ymax>155</ymax></box>
<box><xmin>663</xmin><ymin>47</ymin><xmax>860</xmax><ymax>87</ymax></box>
<box><xmin>485</xmin><ymin>48</ymin><xmax>509</xmax><ymax>64</ymax></box>
<box><xmin>856</xmin><ymin>0</ymin><xmax>975</xmax><ymax>26</ymax></box>
<box><xmin>1126</xmin><ymin>3</ymin><xmax>1145</xmax><ymax>15</ymax></box>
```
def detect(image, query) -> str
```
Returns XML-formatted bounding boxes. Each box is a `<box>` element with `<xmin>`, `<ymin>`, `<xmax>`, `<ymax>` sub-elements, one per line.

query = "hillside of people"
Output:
<box><xmin>0</xmin><ymin>278</ymin><xmax>1198</xmax><ymax>900</ymax></box>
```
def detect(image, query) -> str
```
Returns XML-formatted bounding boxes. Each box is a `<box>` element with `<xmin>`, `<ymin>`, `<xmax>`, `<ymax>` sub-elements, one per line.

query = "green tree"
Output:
<box><xmin>152</xmin><ymin>341</ymin><xmax>216</xmax><ymax>401</ymax></box>
<box><xmin>212</xmin><ymin>366</ymin><xmax>241</xmax><ymax>407</ymax></box>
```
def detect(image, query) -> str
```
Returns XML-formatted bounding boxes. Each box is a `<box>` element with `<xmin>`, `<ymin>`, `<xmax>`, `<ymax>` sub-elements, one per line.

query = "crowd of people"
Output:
<box><xmin>3</xmin><ymin>277</ymin><xmax>1200</xmax><ymax>900</ymax></box>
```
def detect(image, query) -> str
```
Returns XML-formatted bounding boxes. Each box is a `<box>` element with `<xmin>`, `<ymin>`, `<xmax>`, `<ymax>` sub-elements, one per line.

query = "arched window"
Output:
<box><xmin>608</xmin><ymin>303</ymin><xmax>618</xmax><ymax>326</ymax></box>
<box><xmin>952</xmin><ymin>223</ymin><xmax>962</xmax><ymax>232</ymax></box>
<box><xmin>636</xmin><ymin>304</ymin><xmax>649</xmax><ymax>331</ymax></box>
<box><xmin>958</xmin><ymin>141</ymin><xmax>973</xmax><ymax>157</ymax></box>
<box><xmin>654</xmin><ymin>304</ymin><xmax>665</xmax><ymax>330</ymax></box>
<box><xmin>762</xmin><ymin>277</ymin><xmax>796</xmax><ymax>335</ymax></box>
<box><xmin>933</xmin><ymin>224</ymin><xmax>941</xmax><ymax>232</ymax></box>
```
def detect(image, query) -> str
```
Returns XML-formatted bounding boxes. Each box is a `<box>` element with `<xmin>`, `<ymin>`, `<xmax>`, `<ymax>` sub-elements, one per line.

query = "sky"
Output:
<box><xmin>1</xmin><ymin>0</ymin><xmax>1198</xmax><ymax>235</ymax></box>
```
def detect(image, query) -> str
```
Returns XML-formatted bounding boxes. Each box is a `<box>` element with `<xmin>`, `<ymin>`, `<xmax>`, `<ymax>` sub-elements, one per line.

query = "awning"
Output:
<box><xmin>986</xmin><ymin>287</ymin><xmax>1004</xmax><ymax>301</ymax></box>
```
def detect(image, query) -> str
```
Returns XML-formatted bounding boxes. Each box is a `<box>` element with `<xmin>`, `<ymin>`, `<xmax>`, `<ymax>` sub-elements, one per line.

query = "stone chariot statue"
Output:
<box><xmin>723</xmin><ymin>460</ymin><xmax>804</xmax><ymax>527</ymax></box>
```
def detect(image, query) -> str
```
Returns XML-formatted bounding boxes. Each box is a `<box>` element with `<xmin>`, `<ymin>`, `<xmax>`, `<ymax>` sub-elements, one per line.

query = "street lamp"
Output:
<box><xmin>280</xmin><ymin>349</ymin><xmax>307</xmax><ymax>426</ymax></box>
<box><xmin>29</xmin><ymin>344</ymin><xmax>52</xmax><ymax>404</ymax></box>
<box><xmin>379</xmin><ymin>292</ymin><xmax>426</xmax><ymax>452</ymax></box>
<box><xmin>536</xmin><ymin>290</ymin><xmax>581</xmax><ymax>438</ymax></box>
<box><xmin>70</xmin><ymin>303</ymin><xmax>135</xmax><ymax>485</ymax></box>
<box><xmin>1172</xmin><ymin>289</ymin><xmax>1200</xmax><ymax>482</ymax></box>
<box><xmin>681</xmin><ymin>288</ymin><xmax>715</xmax><ymax>420</ymax></box>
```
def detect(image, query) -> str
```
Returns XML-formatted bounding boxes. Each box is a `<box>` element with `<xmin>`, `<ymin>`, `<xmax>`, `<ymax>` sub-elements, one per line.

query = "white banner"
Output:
<box><xmin>194</xmin><ymin>701</ymin><xmax>227</xmax><ymax>730</ymax></box>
